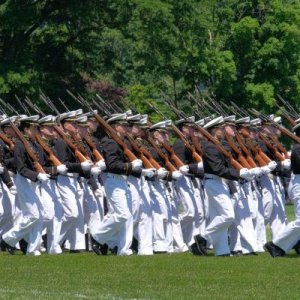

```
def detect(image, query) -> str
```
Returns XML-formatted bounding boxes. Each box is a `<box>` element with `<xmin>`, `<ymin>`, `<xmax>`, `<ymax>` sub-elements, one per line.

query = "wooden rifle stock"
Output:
<box><xmin>0</xmin><ymin>131</ymin><xmax>15</xmax><ymax>150</ymax></box>
<box><xmin>171</xmin><ymin>124</ymin><xmax>202</xmax><ymax>163</ymax></box>
<box><xmin>246</xmin><ymin>139</ymin><xmax>270</xmax><ymax>166</ymax></box>
<box><xmin>84</xmin><ymin>135</ymin><xmax>104</xmax><ymax>162</ymax></box>
<box><xmin>162</xmin><ymin>142</ymin><xmax>185</xmax><ymax>168</ymax></box>
<box><xmin>235</xmin><ymin>133</ymin><xmax>257</xmax><ymax>168</ymax></box>
<box><xmin>146</xmin><ymin>136</ymin><xmax>176</xmax><ymax>172</ymax></box>
<box><xmin>225</xmin><ymin>134</ymin><xmax>251</xmax><ymax>169</ymax></box>
<box><xmin>92</xmin><ymin>113</ymin><xmax>138</xmax><ymax>162</ymax></box>
<box><xmin>259</xmin><ymin>134</ymin><xmax>284</xmax><ymax>161</ymax></box>
<box><xmin>9</xmin><ymin>123</ymin><xmax>45</xmax><ymax>173</ymax></box>
<box><xmin>269</xmin><ymin>135</ymin><xmax>289</xmax><ymax>159</ymax></box>
<box><xmin>35</xmin><ymin>134</ymin><xmax>62</xmax><ymax>167</ymax></box>
<box><xmin>53</xmin><ymin>125</ymin><xmax>88</xmax><ymax>163</ymax></box>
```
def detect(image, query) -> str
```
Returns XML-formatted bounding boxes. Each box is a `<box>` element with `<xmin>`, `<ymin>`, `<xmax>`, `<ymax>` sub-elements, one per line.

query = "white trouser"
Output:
<box><xmin>129</xmin><ymin>176</ymin><xmax>153</xmax><ymax>255</ymax></box>
<box><xmin>269</xmin><ymin>176</ymin><xmax>288</xmax><ymax>238</ymax></box>
<box><xmin>56</xmin><ymin>174</ymin><xmax>80</xmax><ymax>249</ymax></box>
<box><xmin>273</xmin><ymin>174</ymin><xmax>300</xmax><ymax>252</ymax></box>
<box><xmin>167</xmin><ymin>181</ymin><xmax>188</xmax><ymax>253</ymax></box>
<box><xmin>260</xmin><ymin>174</ymin><xmax>275</xmax><ymax>224</ymax></box>
<box><xmin>230</xmin><ymin>181</ymin><xmax>258</xmax><ymax>254</ymax></box>
<box><xmin>91</xmin><ymin>173</ymin><xmax>133</xmax><ymax>256</ymax></box>
<box><xmin>0</xmin><ymin>178</ymin><xmax>16</xmax><ymax>238</ymax></box>
<box><xmin>251</xmin><ymin>180</ymin><xmax>266</xmax><ymax>252</ymax></box>
<box><xmin>174</xmin><ymin>176</ymin><xmax>201</xmax><ymax>246</ymax></box>
<box><xmin>3</xmin><ymin>174</ymin><xmax>43</xmax><ymax>254</ymax></box>
<box><xmin>147</xmin><ymin>179</ymin><xmax>173</xmax><ymax>252</ymax></box>
<box><xmin>203</xmin><ymin>177</ymin><xmax>235</xmax><ymax>256</ymax></box>
<box><xmin>39</xmin><ymin>179</ymin><xmax>63</xmax><ymax>254</ymax></box>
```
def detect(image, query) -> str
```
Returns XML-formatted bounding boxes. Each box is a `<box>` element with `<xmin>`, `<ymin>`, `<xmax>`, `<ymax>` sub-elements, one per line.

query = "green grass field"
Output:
<box><xmin>0</xmin><ymin>205</ymin><xmax>299</xmax><ymax>300</ymax></box>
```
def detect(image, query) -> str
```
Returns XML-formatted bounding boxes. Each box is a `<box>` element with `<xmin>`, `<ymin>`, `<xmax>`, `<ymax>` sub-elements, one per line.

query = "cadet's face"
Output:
<box><xmin>164</xmin><ymin>132</ymin><xmax>170</xmax><ymax>143</ymax></box>
<box><xmin>78</xmin><ymin>126</ymin><xmax>88</xmax><ymax>136</ymax></box>
<box><xmin>131</xmin><ymin>125</ymin><xmax>141</xmax><ymax>137</ymax></box>
<box><xmin>249</xmin><ymin>130</ymin><xmax>258</xmax><ymax>139</ymax></box>
<box><xmin>63</xmin><ymin>121</ymin><xmax>78</xmax><ymax>135</ymax></box>
<box><xmin>182</xmin><ymin>125</ymin><xmax>194</xmax><ymax>137</ymax></box>
<box><xmin>225</xmin><ymin>125</ymin><xmax>235</xmax><ymax>137</ymax></box>
<box><xmin>114</xmin><ymin>124</ymin><xmax>128</xmax><ymax>135</ymax></box>
<box><xmin>87</xmin><ymin>120</ymin><xmax>98</xmax><ymax>133</ymax></box>
<box><xmin>3</xmin><ymin>126</ymin><xmax>16</xmax><ymax>138</ymax></box>
<box><xmin>25</xmin><ymin>125</ymin><xmax>37</xmax><ymax>139</ymax></box>
<box><xmin>212</xmin><ymin>126</ymin><xmax>224</xmax><ymax>139</ymax></box>
<box><xmin>153</xmin><ymin>130</ymin><xmax>165</xmax><ymax>143</ymax></box>
<box><xmin>39</xmin><ymin>126</ymin><xmax>55</xmax><ymax>139</ymax></box>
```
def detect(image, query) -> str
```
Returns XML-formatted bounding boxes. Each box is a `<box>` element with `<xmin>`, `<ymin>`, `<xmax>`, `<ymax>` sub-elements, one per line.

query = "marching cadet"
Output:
<box><xmin>0</xmin><ymin>116</ymin><xmax>18</xmax><ymax>248</ymax></box>
<box><xmin>90</xmin><ymin>114</ymin><xmax>143</xmax><ymax>256</ymax></box>
<box><xmin>37</xmin><ymin>115</ymin><xmax>67</xmax><ymax>254</ymax></box>
<box><xmin>264</xmin><ymin>121</ymin><xmax>300</xmax><ymax>257</ymax></box>
<box><xmin>194</xmin><ymin>116</ymin><xmax>254</xmax><ymax>256</ymax></box>
<box><xmin>2</xmin><ymin>115</ymin><xmax>51</xmax><ymax>256</ymax></box>
<box><xmin>172</xmin><ymin>117</ymin><xmax>204</xmax><ymax>253</ymax></box>
<box><xmin>54</xmin><ymin>110</ymin><xmax>93</xmax><ymax>252</ymax></box>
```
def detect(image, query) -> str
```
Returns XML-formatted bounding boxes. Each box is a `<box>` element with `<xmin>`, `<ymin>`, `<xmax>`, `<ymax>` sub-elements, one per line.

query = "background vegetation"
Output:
<box><xmin>1</xmin><ymin>0</ymin><xmax>300</xmax><ymax>119</ymax></box>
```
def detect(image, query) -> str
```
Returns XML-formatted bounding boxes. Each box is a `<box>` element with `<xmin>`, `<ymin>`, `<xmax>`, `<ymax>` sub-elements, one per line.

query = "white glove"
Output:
<box><xmin>197</xmin><ymin>161</ymin><xmax>204</xmax><ymax>171</ymax></box>
<box><xmin>37</xmin><ymin>173</ymin><xmax>50</xmax><ymax>183</ymax></box>
<box><xmin>239</xmin><ymin>168</ymin><xmax>254</xmax><ymax>181</ymax></box>
<box><xmin>249</xmin><ymin>167</ymin><xmax>263</xmax><ymax>177</ymax></box>
<box><xmin>131</xmin><ymin>159</ymin><xmax>143</xmax><ymax>171</ymax></box>
<box><xmin>0</xmin><ymin>164</ymin><xmax>4</xmax><ymax>174</ymax></box>
<box><xmin>172</xmin><ymin>170</ymin><xmax>183</xmax><ymax>180</ymax></box>
<box><xmin>157</xmin><ymin>167</ymin><xmax>168</xmax><ymax>179</ymax></box>
<box><xmin>141</xmin><ymin>168</ymin><xmax>156</xmax><ymax>178</ymax></box>
<box><xmin>9</xmin><ymin>185</ymin><xmax>17</xmax><ymax>195</ymax></box>
<box><xmin>93</xmin><ymin>188</ymin><xmax>103</xmax><ymax>198</ymax></box>
<box><xmin>260</xmin><ymin>165</ymin><xmax>272</xmax><ymax>175</ymax></box>
<box><xmin>81</xmin><ymin>160</ymin><xmax>93</xmax><ymax>171</ymax></box>
<box><xmin>179</xmin><ymin>165</ymin><xmax>189</xmax><ymax>174</ymax></box>
<box><xmin>96</xmin><ymin>159</ymin><xmax>106</xmax><ymax>171</ymax></box>
<box><xmin>268</xmin><ymin>161</ymin><xmax>277</xmax><ymax>171</ymax></box>
<box><xmin>281</xmin><ymin>159</ymin><xmax>291</xmax><ymax>170</ymax></box>
<box><xmin>91</xmin><ymin>166</ymin><xmax>101</xmax><ymax>176</ymax></box>
<box><xmin>57</xmin><ymin>164</ymin><xmax>68</xmax><ymax>175</ymax></box>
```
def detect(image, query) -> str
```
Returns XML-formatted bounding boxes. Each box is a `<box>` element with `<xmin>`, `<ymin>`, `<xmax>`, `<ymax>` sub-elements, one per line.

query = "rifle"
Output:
<box><xmin>148</xmin><ymin>102</ymin><xmax>202</xmax><ymax>163</ymax></box>
<box><xmin>235</xmin><ymin>133</ymin><xmax>257</xmax><ymax>168</ymax></box>
<box><xmin>250</xmin><ymin>108</ymin><xmax>300</xmax><ymax>145</ymax></box>
<box><xmin>146</xmin><ymin>135</ymin><xmax>177</xmax><ymax>172</ymax></box>
<box><xmin>39</xmin><ymin>94</ymin><xmax>89</xmax><ymax>163</ymax></box>
<box><xmin>246</xmin><ymin>139</ymin><xmax>270</xmax><ymax>167</ymax></box>
<box><xmin>268</xmin><ymin>135</ymin><xmax>289</xmax><ymax>159</ymax></box>
<box><xmin>225</xmin><ymin>134</ymin><xmax>251</xmax><ymax>168</ymax></box>
<box><xmin>163</xmin><ymin>99</ymin><xmax>244</xmax><ymax>170</ymax></box>
<box><xmin>259</xmin><ymin>133</ymin><xmax>285</xmax><ymax>161</ymax></box>
<box><xmin>0</xmin><ymin>106</ymin><xmax>46</xmax><ymax>174</ymax></box>
<box><xmin>67</xmin><ymin>91</ymin><xmax>138</xmax><ymax>162</ymax></box>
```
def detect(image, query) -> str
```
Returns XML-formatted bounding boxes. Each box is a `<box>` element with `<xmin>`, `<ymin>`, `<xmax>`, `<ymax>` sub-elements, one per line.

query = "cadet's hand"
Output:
<box><xmin>94</xmin><ymin>188</ymin><xmax>103</xmax><ymax>198</ymax></box>
<box><xmin>179</xmin><ymin>165</ymin><xmax>189</xmax><ymax>174</ymax></box>
<box><xmin>239</xmin><ymin>168</ymin><xmax>254</xmax><ymax>181</ymax></box>
<box><xmin>249</xmin><ymin>167</ymin><xmax>263</xmax><ymax>177</ymax></box>
<box><xmin>37</xmin><ymin>173</ymin><xmax>50</xmax><ymax>183</ymax></box>
<box><xmin>268</xmin><ymin>161</ymin><xmax>277</xmax><ymax>171</ymax></box>
<box><xmin>81</xmin><ymin>160</ymin><xmax>93</xmax><ymax>171</ymax></box>
<box><xmin>141</xmin><ymin>168</ymin><xmax>156</xmax><ymax>178</ymax></box>
<box><xmin>281</xmin><ymin>159</ymin><xmax>291</xmax><ymax>170</ymax></box>
<box><xmin>157</xmin><ymin>167</ymin><xmax>168</xmax><ymax>179</ymax></box>
<box><xmin>131</xmin><ymin>159</ymin><xmax>143</xmax><ymax>171</ymax></box>
<box><xmin>172</xmin><ymin>170</ymin><xmax>183</xmax><ymax>180</ymax></box>
<box><xmin>197</xmin><ymin>161</ymin><xmax>204</xmax><ymax>171</ymax></box>
<box><xmin>96</xmin><ymin>159</ymin><xmax>106</xmax><ymax>171</ymax></box>
<box><xmin>91</xmin><ymin>166</ymin><xmax>101</xmax><ymax>176</ymax></box>
<box><xmin>57</xmin><ymin>164</ymin><xmax>68</xmax><ymax>175</ymax></box>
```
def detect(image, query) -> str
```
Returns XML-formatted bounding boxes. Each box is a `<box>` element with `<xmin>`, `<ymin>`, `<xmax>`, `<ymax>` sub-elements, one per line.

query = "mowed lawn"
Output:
<box><xmin>0</xmin><ymin>205</ymin><xmax>299</xmax><ymax>300</ymax></box>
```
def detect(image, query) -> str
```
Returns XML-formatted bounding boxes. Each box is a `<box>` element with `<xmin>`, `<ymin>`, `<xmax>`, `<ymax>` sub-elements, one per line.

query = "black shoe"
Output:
<box><xmin>153</xmin><ymin>251</ymin><xmax>167</xmax><ymax>254</ymax></box>
<box><xmin>110</xmin><ymin>246</ymin><xmax>118</xmax><ymax>255</ymax></box>
<box><xmin>194</xmin><ymin>234</ymin><xmax>207</xmax><ymax>255</ymax></box>
<box><xmin>218</xmin><ymin>253</ymin><xmax>231</xmax><ymax>256</ymax></box>
<box><xmin>190</xmin><ymin>243</ymin><xmax>203</xmax><ymax>256</ymax></box>
<box><xmin>293</xmin><ymin>240</ymin><xmax>300</xmax><ymax>255</ymax></box>
<box><xmin>69</xmin><ymin>250</ymin><xmax>81</xmax><ymax>253</ymax></box>
<box><xmin>19</xmin><ymin>239</ymin><xmax>28</xmax><ymax>255</ymax></box>
<box><xmin>244</xmin><ymin>252</ymin><xmax>258</xmax><ymax>256</ymax></box>
<box><xmin>1</xmin><ymin>240</ymin><xmax>15</xmax><ymax>255</ymax></box>
<box><xmin>231</xmin><ymin>250</ymin><xmax>243</xmax><ymax>256</ymax></box>
<box><xmin>264</xmin><ymin>242</ymin><xmax>285</xmax><ymax>258</ymax></box>
<box><xmin>131</xmin><ymin>237</ymin><xmax>138</xmax><ymax>253</ymax></box>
